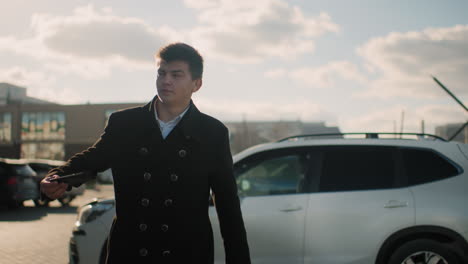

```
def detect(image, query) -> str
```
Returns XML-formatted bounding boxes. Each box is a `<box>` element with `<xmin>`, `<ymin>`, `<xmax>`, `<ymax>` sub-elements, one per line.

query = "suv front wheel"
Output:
<box><xmin>389</xmin><ymin>239</ymin><xmax>460</xmax><ymax>264</ymax></box>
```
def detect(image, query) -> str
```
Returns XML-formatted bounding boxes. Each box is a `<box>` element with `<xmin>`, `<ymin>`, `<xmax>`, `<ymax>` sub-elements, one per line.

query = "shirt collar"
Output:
<box><xmin>144</xmin><ymin>95</ymin><xmax>204</xmax><ymax>142</ymax></box>
<box><xmin>154</xmin><ymin>100</ymin><xmax>190</xmax><ymax>125</ymax></box>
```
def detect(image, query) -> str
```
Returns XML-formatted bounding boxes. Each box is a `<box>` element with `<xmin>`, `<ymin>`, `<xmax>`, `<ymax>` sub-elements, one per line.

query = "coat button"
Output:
<box><xmin>161</xmin><ymin>224</ymin><xmax>169</xmax><ymax>232</ymax></box>
<box><xmin>164</xmin><ymin>199</ymin><xmax>173</xmax><ymax>207</ymax></box>
<box><xmin>139</xmin><ymin>223</ymin><xmax>148</xmax><ymax>231</ymax></box>
<box><xmin>143</xmin><ymin>172</ymin><xmax>151</xmax><ymax>181</ymax></box>
<box><xmin>141</xmin><ymin>198</ymin><xmax>150</xmax><ymax>207</ymax></box>
<box><xmin>170</xmin><ymin>173</ymin><xmax>178</xmax><ymax>182</ymax></box>
<box><xmin>139</xmin><ymin>248</ymin><xmax>148</xmax><ymax>256</ymax></box>
<box><xmin>162</xmin><ymin>250</ymin><xmax>171</xmax><ymax>257</ymax></box>
<box><xmin>139</xmin><ymin>147</ymin><xmax>149</xmax><ymax>156</ymax></box>
<box><xmin>178</xmin><ymin>149</ymin><xmax>187</xmax><ymax>158</ymax></box>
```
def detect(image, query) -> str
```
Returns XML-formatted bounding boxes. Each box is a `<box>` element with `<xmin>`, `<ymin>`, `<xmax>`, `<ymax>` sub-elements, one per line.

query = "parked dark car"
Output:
<box><xmin>25</xmin><ymin>159</ymin><xmax>86</xmax><ymax>207</ymax></box>
<box><xmin>0</xmin><ymin>158</ymin><xmax>40</xmax><ymax>209</ymax></box>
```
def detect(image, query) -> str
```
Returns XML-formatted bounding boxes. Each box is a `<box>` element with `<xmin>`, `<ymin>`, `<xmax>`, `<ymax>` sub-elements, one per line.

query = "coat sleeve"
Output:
<box><xmin>210</xmin><ymin>126</ymin><xmax>251</xmax><ymax>264</ymax></box>
<box><xmin>46</xmin><ymin>112</ymin><xmax>118</xmax><ymax>179</ymax></box>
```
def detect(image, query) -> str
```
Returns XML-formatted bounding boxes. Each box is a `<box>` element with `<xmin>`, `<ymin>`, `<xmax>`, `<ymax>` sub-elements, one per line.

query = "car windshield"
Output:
<box><xmin>10</xmin><ymin>164</ymin><xmax>37</xmax><ymax>177</ymax></box>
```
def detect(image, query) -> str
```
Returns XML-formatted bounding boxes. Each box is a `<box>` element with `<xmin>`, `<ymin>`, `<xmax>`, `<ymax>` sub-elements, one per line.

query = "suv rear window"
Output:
<box><xmin>402</xmin><ymin>148</ymin><xmax>460</xmax><ymax>186</ymax></box>
<box><xmin>319</xmin><ymin>146</ymin><xmax>396</xmax><ymax>192</ymax></box>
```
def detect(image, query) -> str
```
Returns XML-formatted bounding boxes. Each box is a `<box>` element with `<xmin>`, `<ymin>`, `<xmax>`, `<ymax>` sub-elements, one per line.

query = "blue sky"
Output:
<box><xmin>0</xmin><ymin>0</ymin><xmax>467</xmax><ymax>133</ymax></box>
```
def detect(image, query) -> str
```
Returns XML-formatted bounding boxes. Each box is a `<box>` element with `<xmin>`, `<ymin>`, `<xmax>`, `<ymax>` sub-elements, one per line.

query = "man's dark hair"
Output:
<box><xmin>156</xmin><ymin>43</ymin><xmax>204</xmax><ymax>80</ymax></box>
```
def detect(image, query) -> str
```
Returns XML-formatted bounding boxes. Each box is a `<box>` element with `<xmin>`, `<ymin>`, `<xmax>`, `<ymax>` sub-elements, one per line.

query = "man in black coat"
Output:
<box><xmin>41</xmin><ymin>43</ymin><xmax>251</xmax><ymax>264</ymax></box>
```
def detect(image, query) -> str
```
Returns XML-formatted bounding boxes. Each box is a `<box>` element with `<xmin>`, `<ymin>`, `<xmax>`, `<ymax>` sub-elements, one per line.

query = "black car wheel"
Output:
<box><xmin>58</xmin><ymin>195</ymin><xmax>74</xmax><ymax>206</ymax></box>
<box><xmin>33</xmin><ymin>199</ymin><xmax>50</xmax><ymax>207</ymax></box>
<box><xmin>389</xmin><ymin>239</ymin><xmax>460</xmax><ymax>264</ymax></box>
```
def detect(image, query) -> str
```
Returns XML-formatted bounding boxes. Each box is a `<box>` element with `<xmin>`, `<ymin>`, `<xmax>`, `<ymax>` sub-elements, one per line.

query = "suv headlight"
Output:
<box><xmin>76</xmin><ymin>201</ymin><xmax>114</xmax><ymax>225</ymax></box>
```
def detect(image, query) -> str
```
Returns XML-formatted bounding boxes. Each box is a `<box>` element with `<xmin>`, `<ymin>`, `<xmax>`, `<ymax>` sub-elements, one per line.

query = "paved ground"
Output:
<box><xmin>0</xmin><ymin>184</ymin><xmax>114</xmax><ymax>264</ymax></box>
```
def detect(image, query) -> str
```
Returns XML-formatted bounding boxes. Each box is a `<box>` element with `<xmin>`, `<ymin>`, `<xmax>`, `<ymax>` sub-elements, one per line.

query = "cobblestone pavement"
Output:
<box><xmin>0</xmin><ymin>184</ymin><xmax>114</xmax><ymax>264</ymax></box>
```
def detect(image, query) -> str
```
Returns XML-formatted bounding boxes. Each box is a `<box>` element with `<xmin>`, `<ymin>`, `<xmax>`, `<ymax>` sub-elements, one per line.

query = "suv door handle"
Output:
<box><xmin>279</xmin><ymin>206</ymin><xmax>303</xmax><ymax>212</ymax></box>
<box><xmin>384</xmin><ymin>200</ymin><xmax>408</xmax><ymax>208</ymax></box>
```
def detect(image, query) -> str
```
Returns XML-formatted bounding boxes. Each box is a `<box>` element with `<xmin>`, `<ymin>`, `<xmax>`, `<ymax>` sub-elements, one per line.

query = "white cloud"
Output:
<box><xmin>358</xmin><ymin>24</ymin><xmax>468</xmax><ymax>99</ymax></box>
<box><xmin>0</xmin><ymin>1</ymin><xmax>340</xmax><ymax>78</ymax></box>
<box><xmin>288</xmin><ymin>61</ymin><xmax>367</xmax><ymax>88</ymax></box>
<box><xmin>184</xmin><ymin>0</ymin><xmax>218</xmax><ymax>9</ymax></box>
<box><xmin>185</xmin><ymin>0</ymin><xmax>340</xmax><ymax>63</ymax></box>
<box><xmin>339</xmin><ymin>104</ymin><xmax>467</xmax><ymax>134</ymax></box>
<box><xmin>0</xmin><ymin>5</ymin><xmax>173</xmax><ymax>78</ymax></box>
<box><xmin>264</xmin><ymin>68</ymin><xmax>287</xmax><ymax>78</ymax></box>
<box><xmin>196</xmin><ymin>97</ymin><xmax>336</xmax><ymax>122</ymax></box>
<box><xmin>0</xmin><ymin>66</ymin><xmax>84</xmax><ymax>104</ymax></box>
<box><xmin>264</xmin><ymin>61</ymin><xmax>367</xmax><ymax>89</ymax></box>
<box><xmin>0</xmin><ymin>66</ymin><xmax>55</xmax><ymax>90</ymax></box>
<box><xmin>34</xmin><ymin>5</ymin><xmax>167</xmax><ymax>62</ymax></box>
<box><xmin>414</xmin><ymin>105</ymin><xmax>467</xmax><ymax>127</ymax></box>
<box><xmin>30</xmin><ymin>85</ymin><xmax>85</xmax><ymax>105</ymax></box>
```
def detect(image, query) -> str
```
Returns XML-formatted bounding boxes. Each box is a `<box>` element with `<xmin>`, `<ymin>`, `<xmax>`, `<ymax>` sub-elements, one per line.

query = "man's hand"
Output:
<box><xmin>40</xmin><ymin>175</ymin><xmax>69</xmax><ymax>200</ymax></box>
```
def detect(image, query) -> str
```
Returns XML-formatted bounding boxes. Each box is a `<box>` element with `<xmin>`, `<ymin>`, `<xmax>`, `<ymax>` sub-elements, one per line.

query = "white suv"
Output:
<box><xmin>70</xmin><ymin>133</ymin><xmax>468</xmax><ymax>264</ymax></box>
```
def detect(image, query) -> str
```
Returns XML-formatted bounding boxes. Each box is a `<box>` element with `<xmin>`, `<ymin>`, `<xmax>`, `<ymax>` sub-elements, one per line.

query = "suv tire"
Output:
<box><xmin>388</xmin><ymin>239</ymin><xmax>460</xmax><ymax>264</ymax></box>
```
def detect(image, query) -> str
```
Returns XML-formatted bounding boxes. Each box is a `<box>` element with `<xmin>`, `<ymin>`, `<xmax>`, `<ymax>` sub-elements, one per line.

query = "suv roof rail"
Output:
<box><xmin>277</xmin><ymin>132</ymin><xmax>447</xmax><ymax>142</ymax></box>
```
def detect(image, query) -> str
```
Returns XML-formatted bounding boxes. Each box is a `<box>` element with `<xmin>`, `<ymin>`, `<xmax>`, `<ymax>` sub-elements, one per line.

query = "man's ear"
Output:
<box><xmin>192</xmin><ymin>79</ymin><xmax>202</xmax><ymax>93</ymax></box>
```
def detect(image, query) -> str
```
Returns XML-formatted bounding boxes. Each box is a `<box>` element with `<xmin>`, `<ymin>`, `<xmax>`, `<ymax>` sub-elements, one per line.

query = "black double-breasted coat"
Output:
<box><xmin>48</xmin><ymin>97</ymin><xmax>251</xmax><ymax>264</ymax></box>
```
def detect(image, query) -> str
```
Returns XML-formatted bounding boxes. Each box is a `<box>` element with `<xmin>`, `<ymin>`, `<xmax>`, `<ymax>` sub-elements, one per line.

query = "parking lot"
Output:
<box><xmin>0</xmin><ymin>184</ymin><xmax>114</xmax><ymax>264</ymax></box>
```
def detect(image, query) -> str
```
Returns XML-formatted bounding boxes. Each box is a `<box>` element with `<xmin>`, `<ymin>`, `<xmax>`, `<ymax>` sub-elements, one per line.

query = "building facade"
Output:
<box><xmin>0</xmin><ymin>83</ymin><xmax>142</xmax><ymax>160</ymax></box>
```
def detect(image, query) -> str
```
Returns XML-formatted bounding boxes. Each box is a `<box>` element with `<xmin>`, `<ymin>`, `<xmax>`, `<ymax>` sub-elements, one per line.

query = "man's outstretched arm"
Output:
<box><xmin>40</xmin><ymin>113</ymin><xmax>118</xmax><ymax>199</ymax></box>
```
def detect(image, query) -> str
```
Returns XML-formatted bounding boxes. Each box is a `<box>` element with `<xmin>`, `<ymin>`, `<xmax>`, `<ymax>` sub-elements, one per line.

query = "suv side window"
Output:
<box><xmin>402</xmin><ymin>148</ymin><xmax>460</xmax><ymax>186</ymax></box>
<box><xmin>319</xmin><ymin>146</ymin><xmax>396</xmax><ymax>192</ymax></box>
<box><xmin>234</xmin><ymin>150</ymin><xmax>308</xmax><ymax>197</ymax></box>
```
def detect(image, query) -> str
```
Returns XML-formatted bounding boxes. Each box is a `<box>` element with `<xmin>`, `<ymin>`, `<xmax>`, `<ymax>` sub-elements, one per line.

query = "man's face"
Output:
<box><xmin>156</xmin><ymin>60</ymin><xmax>201</xmax><ymax>106</ymax></box>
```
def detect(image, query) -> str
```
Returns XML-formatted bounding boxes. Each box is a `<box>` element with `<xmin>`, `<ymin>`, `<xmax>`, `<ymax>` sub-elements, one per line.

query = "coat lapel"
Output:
<box><xmin>143</xmin><ymin>96</ymin><xmax>164</xmax><ymax>143</ymax></box>
<box><xmin>141</xmin><ymin>96</ymin><xmax>203</xmax><ymax>145</ymax></box>
<box><xmin>172</xmin><ymin>100</ymin><xmax>203</xmax><ymax>143</ymax></box>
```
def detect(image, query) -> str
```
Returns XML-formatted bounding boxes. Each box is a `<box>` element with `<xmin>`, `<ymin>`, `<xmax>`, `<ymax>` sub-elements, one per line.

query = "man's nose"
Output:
<box><xmin>160</xmin><ymin>74</ymin><xmax>173</xmax><ymax>84</ymax></box>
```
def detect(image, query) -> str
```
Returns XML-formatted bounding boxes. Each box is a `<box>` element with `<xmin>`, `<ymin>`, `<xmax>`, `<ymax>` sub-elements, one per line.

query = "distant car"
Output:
<box><xmin>70</xmin><ymin>133</ymin><xmax>468</xmax><ymax>264</ymax></box>
<box><xmin>25</xmin><ymin>159</ymin><xmax>86</xmax><ymax>206</ymax></box>
<box><xmin>0</xmin><ymin>158</ymin><xmax>40</xmax><ymax>209</ymax></box>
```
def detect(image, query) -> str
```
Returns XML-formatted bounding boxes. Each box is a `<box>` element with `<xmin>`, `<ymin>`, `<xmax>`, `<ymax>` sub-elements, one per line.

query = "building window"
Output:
<box><xmin>0</xmin><ymin>112</ymin><xmax>12</xmax><ymax>142</ymax></box>
<box><xmin>21</xmin><ymin>142</ymin><xmax>65</xmax><ymax>160</ymax></box>
<box><xmin>21</xmin><ymin>112</ymin><xmax>65</xmax><ymax>140</ymax></box>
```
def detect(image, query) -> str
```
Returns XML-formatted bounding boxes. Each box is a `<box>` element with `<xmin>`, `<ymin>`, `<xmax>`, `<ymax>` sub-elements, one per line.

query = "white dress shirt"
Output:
<box><xmin>154</xmin><ymin>105</ymin><xmax>189</xmax><ymax>139</ymax></box>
